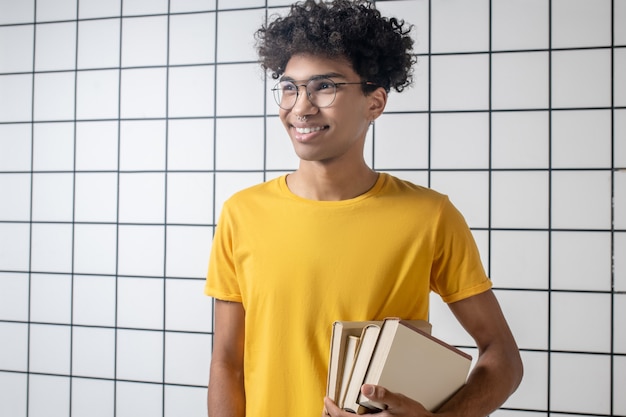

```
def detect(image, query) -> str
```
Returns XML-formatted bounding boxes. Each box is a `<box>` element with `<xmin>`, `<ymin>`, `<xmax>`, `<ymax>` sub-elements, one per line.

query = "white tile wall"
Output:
<box><xmin>0</xmin><ymin>0</ymin><xmax>623</xmax><ymax>416</ymax></box>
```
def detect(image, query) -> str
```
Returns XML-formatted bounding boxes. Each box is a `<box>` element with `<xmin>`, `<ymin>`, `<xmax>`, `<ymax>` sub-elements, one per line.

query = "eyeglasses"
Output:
<box><xmin>271</xmin><ymin>77</ymin><xmax>376</xmax><ymax>110</ymax></box>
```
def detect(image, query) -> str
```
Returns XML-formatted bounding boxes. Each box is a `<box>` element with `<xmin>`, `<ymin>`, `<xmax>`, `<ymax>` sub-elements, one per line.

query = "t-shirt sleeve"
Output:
<box><xmin>430</xmin><ymin>196</ymin><xmax>492</xmax><ymax>303</ymax></box>
<box><xmin>205</xmin><ymin>202</ymin><xmax>243</xmax><ymax>302</ymax></box>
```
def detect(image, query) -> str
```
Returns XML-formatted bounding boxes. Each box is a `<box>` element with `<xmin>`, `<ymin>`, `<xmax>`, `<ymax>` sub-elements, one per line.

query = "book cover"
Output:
<box><xmin>326</xmin><ymin>320</ymin><xmax>432</xmax><ymax>412</ymax></box>
<box><xmin>341</xmin><ymin>324</ymin><xmax>381</xmax><ymax>411</ymax></box>
<box><xmin>326</xmin><ymin>320</ymin><xmax>386</xmax><ymax>402</ymax></box>
<box><xmin>338</xmin><ymin>335</ymin><xmax>360</xmax><ymax>405</ymax></box>
<box><xmin>357</xmin><ymin>318</ymin><xmax>472</xmax><ymax>413</ymax></box>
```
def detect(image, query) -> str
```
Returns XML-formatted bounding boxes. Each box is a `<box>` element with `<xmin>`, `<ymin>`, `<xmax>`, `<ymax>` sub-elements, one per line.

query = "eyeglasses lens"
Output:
<box><xmin>273</xmin><ymin>78</ymin><xmax>337</xmax><ymax>110</ymax></box>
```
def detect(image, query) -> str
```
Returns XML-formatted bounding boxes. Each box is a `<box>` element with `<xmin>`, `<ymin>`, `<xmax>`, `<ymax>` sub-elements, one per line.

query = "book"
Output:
<box><xmin>338</xmin><ymin>335</ymin><xmax>360</xmax><ymax>405</ymax></box>
<box><xmin>326</xmin><ymin>321</ymin><xmax>382</xmax><ymax>403</ymax></box>
<box><xmin>356</xmin><ymin>318</ymin><xmax>472</xmax><ymax>413</ymax></box>
<box><xmin>326</xmin><ymin>319</ymin><xmax>432</xmax><ymax>411</ymax></box>
<box><xmin>340</xmin><ymin>324</ymin><xmax>382</xmax><ymax>411</ymax></box>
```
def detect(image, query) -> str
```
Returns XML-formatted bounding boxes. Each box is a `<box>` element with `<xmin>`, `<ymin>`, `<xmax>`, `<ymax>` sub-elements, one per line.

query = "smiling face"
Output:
<box><xmin>277</xmin><ymin>54</ymin><xmax>387</xmax><ymax>166</ymax></box>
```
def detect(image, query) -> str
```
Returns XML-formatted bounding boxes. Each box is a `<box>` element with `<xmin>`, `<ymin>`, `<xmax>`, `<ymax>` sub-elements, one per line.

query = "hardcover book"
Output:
<box><xmin>326</xmin><ymin>319</ymin><xmax>438</xmax><ymax>412</ymax></box>
<box><xmin>356</xmin><ymin>318</ymin><xmax>471</xmax><ymax>413</ymax></box>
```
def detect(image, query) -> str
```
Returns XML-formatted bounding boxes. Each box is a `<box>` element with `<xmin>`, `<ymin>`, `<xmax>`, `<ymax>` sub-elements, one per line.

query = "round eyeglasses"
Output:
<box><xmin>271</xmin><ymin>77</ymin><xmax>376</xmax><ymax>110</ymax></box>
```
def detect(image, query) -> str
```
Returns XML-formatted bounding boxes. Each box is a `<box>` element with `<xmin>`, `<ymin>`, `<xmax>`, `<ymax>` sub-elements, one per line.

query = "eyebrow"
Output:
<box><xmin>279</xmin><ymin>72</ymin><xmax>346</xmax><ymax>83</ymax></box>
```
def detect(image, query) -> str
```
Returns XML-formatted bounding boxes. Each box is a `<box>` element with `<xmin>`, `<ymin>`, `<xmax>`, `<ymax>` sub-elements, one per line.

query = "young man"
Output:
<box><xmin>205</xmin><ymin>1</ymin><xmax>523</xmax><ymax>416</ymax></box>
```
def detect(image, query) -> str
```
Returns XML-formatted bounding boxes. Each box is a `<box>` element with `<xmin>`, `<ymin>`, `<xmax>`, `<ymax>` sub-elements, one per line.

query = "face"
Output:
<box><xmin>277</xmin><ymin>54</ymin><xmax>386</xmax><ymax>165</ymax></box>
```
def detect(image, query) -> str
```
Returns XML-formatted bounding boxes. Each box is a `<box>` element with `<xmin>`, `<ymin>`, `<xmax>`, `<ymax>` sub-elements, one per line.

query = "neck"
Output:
<box><xmin>286</xmin><ymin>161</ymin><xmax>379</xmax><ymax>201</ymax></box>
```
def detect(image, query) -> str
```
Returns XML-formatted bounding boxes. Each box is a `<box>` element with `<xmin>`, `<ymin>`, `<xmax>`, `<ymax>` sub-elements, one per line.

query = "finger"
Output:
<box><xmin>361</xmin><ymin>384</ymin><xmax>403</xmax><ymax>411</ymax></box>
<box><xmin>361</xmin><ymin>384</ymin><xmax>387</xmax><ymax>402</ymax></box>
<box><xmin>361</xmin><ymin>384</ymin><xmax>429</xmax><ymax>415</ymax></box>
<box><xmin>323</xmin><ymin>397</ymin><xmax>342</xmax><ymax>416</ymax></box>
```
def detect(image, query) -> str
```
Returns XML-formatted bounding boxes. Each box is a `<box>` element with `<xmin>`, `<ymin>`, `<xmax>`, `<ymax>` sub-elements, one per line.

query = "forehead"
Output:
<box><xmin>282</xmin><ymin>54</ymin><xmax>358</xmax><ymax>81</ymax></box>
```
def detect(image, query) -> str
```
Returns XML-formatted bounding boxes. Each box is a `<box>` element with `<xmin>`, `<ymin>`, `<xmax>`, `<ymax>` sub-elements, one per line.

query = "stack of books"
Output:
<box><xmin>326</xmin><ymin>318</ymin><xmax>472</xmax><ymax>414</ymax></box>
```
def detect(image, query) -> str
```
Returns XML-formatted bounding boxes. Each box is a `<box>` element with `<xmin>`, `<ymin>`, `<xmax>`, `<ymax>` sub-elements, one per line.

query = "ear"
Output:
<box><xmin>366</xmin><ymin>87</ymin><xmax>388</xmax><ymax>122</ymax></box>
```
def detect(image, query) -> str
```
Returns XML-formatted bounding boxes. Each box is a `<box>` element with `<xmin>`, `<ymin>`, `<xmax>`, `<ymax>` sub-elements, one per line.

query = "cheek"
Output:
<box><xmin>278</xmin><ymin>109</ymin><xmax>290</xmax><ymax>127</ymax></box>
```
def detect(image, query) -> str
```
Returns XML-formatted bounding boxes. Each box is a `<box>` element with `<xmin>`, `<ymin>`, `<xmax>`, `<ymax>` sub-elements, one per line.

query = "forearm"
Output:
<box><xmin>208</xmin><ymin>299</ymin><xmax>246</xmax><ymax>417</ymax></box>
<box><xmin>207</xmin><ymin>361</ymin><xmax>245</xmax><ymax>417</ymax></box>
<box><xmin>432</xmin><ymin>290</ymin><xmax>523</xmax><ymax>417</ymax></box>
<box><xmin>436</xmin><ymin>343</ymin><xmax>523</xmax><ymax>417</ymax></box>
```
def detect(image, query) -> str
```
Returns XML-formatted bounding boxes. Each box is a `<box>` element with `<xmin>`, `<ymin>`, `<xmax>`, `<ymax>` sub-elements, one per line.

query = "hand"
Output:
<box><xmin>323</xmin><ymin>385</ymin><xmax>433</xmax><ymax>417</ymax></box>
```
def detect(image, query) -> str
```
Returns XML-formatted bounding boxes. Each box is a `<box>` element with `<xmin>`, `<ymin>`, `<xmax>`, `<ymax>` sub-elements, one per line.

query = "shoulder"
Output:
<box><xmin>378</xmin><ymin>174</ymin><xmax>472</xmax><ymax>234</ymax></box>
<box><xmin>216</xmin><ymin>176</ymin><xmax>294</xmax><ymax>226</ymax></box>
<box><xmin>222</xmin><ymin>176</ymin><xmax>285</xmax><ymax>210</ymax></box>
<box><xmin>378</xmin><ymin>173</ymin><xmax>449</xmax><ymax>207</ymax></box>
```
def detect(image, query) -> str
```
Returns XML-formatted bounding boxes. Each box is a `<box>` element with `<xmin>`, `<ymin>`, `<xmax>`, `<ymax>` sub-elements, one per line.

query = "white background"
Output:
<box><xmin>0</xmin><ymin>0</ymin><xmax>625</xmax><ymax>416</ymax></box>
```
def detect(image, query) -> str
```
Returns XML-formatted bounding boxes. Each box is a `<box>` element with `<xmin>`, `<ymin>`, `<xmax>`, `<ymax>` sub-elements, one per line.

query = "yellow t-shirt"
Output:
<box><xmin>205</xmin><ymin>173</ymin><xmax>491</xmax><ymax>417</ymax></box>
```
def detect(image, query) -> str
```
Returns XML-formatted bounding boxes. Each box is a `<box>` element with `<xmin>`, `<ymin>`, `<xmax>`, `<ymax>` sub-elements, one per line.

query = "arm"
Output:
<box><xmin>208</xmin><ymin>299</ymin><xmax>246</xmax><ymax>417</ymax></box>
<box><xmin>324</xmin><ymin>289</ymin><xmax>522</xmax><ymax>417</ymax></box>
<box><xmin>435</xmin><ymin>289</ymin><xmax>523</xmax><ymax>416</ymax></box>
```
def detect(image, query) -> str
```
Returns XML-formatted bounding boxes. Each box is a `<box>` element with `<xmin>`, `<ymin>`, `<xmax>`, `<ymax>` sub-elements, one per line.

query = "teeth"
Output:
<box><xmin>296</xmin><ymin>126</ymin><xmax>324</xmax><ymax>134</ymax></box>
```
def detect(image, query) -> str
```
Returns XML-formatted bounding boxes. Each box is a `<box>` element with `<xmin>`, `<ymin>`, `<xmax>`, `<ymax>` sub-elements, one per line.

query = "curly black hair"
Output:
<box><xmin>255</xmin><ymin>0</ymin><xmax>415</xmax><ymax>93</ymax></box>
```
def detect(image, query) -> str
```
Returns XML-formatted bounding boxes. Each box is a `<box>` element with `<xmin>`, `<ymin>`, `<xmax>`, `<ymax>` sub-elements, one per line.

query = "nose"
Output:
<box><xmin>291</xmin><ymin>84</ymin><xmax>318</xmax><ymax>115</ymax></box>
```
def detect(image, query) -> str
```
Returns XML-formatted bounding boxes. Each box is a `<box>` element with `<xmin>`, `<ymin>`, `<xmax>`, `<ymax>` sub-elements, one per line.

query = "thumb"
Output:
<box><xmin>361</xmin><ymin>384</ymin><xmax>384</xmax><ymax>400</ymax></box>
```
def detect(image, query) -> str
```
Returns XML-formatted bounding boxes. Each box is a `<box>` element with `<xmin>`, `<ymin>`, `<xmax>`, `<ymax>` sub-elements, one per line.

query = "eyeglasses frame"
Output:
<box><xmin>271</xmin><ymin>77</ymin><xmax>378</xmax><ymax>110</ymax></box>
